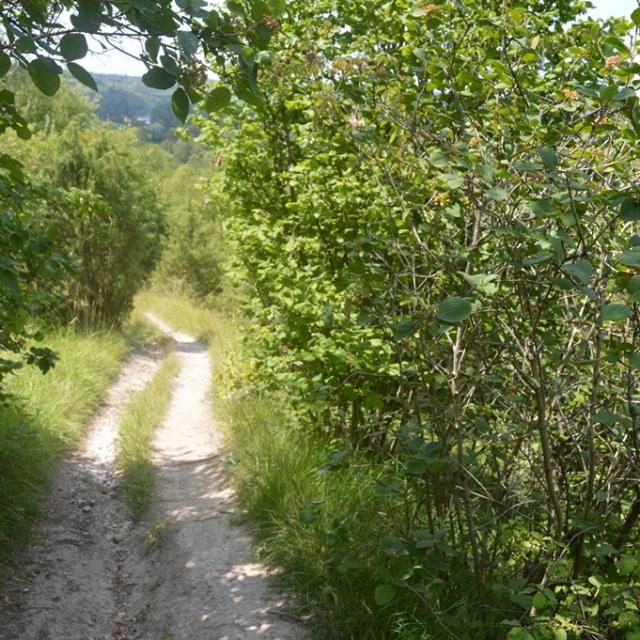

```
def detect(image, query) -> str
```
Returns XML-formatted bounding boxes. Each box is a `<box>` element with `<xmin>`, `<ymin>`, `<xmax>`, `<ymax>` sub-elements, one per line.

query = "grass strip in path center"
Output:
<box><xmin>117</xmin><ymin>352</ymin><xmax>181</xmax><ymax>519</ymax></box>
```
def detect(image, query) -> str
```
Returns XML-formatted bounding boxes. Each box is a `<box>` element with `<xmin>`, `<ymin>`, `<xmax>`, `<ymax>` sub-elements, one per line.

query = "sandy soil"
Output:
<box><xmin>0</xmin><ymin>317</ymin><xmax>306</xmax><ymax>640</ymax></box>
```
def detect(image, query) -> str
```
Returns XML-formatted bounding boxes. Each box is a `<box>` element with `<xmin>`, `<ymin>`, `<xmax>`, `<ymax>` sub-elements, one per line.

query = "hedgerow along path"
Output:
<box><xmin>0</xmin><ymin>314</ymin><xmax>306</xmax><ymax>640</ymax></box>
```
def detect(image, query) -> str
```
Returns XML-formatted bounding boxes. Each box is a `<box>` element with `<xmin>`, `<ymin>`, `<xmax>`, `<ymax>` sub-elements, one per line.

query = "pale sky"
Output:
<box><xmin>81</xmin><ymin>0</ymin><xmax>640</xmax><ymax>77</ymax></box>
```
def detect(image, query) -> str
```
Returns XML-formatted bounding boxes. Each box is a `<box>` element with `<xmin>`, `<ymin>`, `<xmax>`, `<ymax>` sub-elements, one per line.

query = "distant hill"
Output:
<box><xmin>75</xmin><ymin>74</ymin><xmax>180</xmax><ymax>142</ymax></box>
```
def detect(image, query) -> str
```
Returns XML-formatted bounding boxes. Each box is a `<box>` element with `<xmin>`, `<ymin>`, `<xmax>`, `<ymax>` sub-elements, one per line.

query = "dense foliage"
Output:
<box><xmin>197</xmin><ymin>0</ymin><xmax>640</xmax><ymax>637</ymax></box>
<box><xmin>0</xmin><ymin>0</ymin><xmax>280</xmax><ymax>384</ymax></box>
<box><xmin>4</xmin><ymin>74</ymin><xmax>165</xmax><ymax>325</ymax></box>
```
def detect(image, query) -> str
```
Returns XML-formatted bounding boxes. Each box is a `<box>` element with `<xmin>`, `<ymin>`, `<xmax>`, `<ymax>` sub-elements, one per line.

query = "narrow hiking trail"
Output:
<box><xmin>0</xmin><ymin>316</ymin><xmax>306</xmax><ymax>640</ymax></box>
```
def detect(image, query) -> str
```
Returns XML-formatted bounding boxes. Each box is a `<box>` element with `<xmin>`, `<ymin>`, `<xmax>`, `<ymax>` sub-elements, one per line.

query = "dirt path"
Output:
<box><xmin>0</xmin><ymin>317</ymin><xmax>306</xmax><ymax>640</ymax></box>
<box><xmin>0</xmin><ymin>349</ymin><xmax>162</xmax><ymax>640</ymax></box>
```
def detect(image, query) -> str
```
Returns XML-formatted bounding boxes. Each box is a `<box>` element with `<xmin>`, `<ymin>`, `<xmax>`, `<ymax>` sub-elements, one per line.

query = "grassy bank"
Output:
<box><xmin>117</xmin><ymin>352</ymin><xmax>180</xmax><ymax>519</ymax></box>
<box><xmin>136</xmin><ymin>291</ymin><xmax>433</xmax><ymax>639</ymax></box>
<box><xmin>0</xmin><ymin>330</ymin><xmax>129</xmax><ymax>558</ymax></box>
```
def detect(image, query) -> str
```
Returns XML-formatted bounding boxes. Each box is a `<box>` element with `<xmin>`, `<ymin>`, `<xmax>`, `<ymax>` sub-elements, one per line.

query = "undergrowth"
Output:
<box><xmin>137</xmin><ymin>291</ymin><xmax>449</xmax><ymax>639</ymax></box>
<box><xmin>0</xmin><ymin>329</ymin><xmax>128</xmax><ymax>559</ymax></box>
<box><xmin>117</xmin><ymin>352</ymin><xmax>180</xmax><ymax>519</ymax></box>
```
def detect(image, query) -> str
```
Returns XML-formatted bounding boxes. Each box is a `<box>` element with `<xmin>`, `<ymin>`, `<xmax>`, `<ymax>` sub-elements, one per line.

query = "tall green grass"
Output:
<box><xmin>134</xmin><ymin>291</ymin><xmax>433</xmax><ymax>638</ymax></box>
<box><xmin>117</xmin><ymin>353</ymin><xmax>180</xmax><ymax>519</ymax></box>
<box><xmin>0</xmin><ymin>330</ymin><xmax>129</xmax><ymax>558</ymax></box>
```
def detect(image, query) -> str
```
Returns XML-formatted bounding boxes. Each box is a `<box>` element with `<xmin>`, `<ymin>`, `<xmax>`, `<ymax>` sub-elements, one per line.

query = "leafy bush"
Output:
<box><xmin>6</xmin><ymin>74</ymin><xmax>165</xmax><ymax>325</ymax></box>
<box><xmin>196</xmin><ymin>0</ymin><xmax>640</xmax><ymax>636</ymax></box>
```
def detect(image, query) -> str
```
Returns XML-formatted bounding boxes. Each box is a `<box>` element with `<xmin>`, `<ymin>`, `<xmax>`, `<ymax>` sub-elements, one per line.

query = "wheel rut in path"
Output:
<box><xmin>0</xmin><ymin>316</ymin><xmax>306</xmax><ymax>640</ymax></box>
<box><xmin>0</xmin><ymin>347</ymin><xmax>162</xmax><ymax>640</ymax></box>
<box><xmin>123</xmin><ymin>313</ymin><xmax>305</xmax><ymax>640</ymax></box>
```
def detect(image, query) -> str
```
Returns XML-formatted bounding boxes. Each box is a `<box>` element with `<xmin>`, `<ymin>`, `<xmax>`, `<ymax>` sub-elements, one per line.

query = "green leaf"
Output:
<box><xmin>27</xmin><ymin>58</ymin><xmax>61</xmax><ymax>96</ymax></box>
<box><xmin>628</xmin><ymin>276</ymin><xmax>640</xmax><ymax>302</ymax></box>
<box><xmin>374</xmin><ymin>584</ymin><xmax>396</xmax><ymax>606</ymax></box>
<box><xmin>593</xmin><ymin>410</ymin><xmax>620</xmax><ymax>425</ymax></box>
<box><xmin>618</xmin><ymin>250</ymin><xmax>640</xmax><ymax>267</ymax></box>
<box><xmin>177</xmin><ymin>30</ymin><xmax>199</xmax><ymax>57</ymax></box>
<box><xmin>437</xmin><ymin>298</ymin><xmax>472</xmax><ymax>324</ymax></box>
<box><xmin>428</xmin><ymin>149</ymin><xmax>449</xmax><ymax>167</ymax></box>
<box><xmin>613</xmin><ymin>87</ymin><xmax>636</xmax><ymax>101</ymax></box>
<box><xmin>529</xmin><ymin>199</ymin><xmax>557</xmax><ymax>217</ymax></box>
<box><xmin>142</xmin><ymin>66</ymin><xmax>177</xmax><ymax>90</ymax></box>
<box><xmin>130</xmin><ymin>0</ymin><xmax>156</xmax><ymax>9</ymax></box>
<box><xmin>632</xmin><ymin>7</ymin><xmax>640</xmax><ymax>26</ymax></box>
<box><xmin>60</xmin><ymin>33</ymin><xmax>88</xmax><ymax>61</ymax></box>
<box><xmin>204</xmin><ymin>86</ymin><xmax>232</xmax><ymax>112</ymax></box>
<box><xmin>394</xmin><ymin>317</ymin><xmax>419</xmax><ymax>341</ymax></box>
<box><xmin>406</xmin><ymin>458</ymin><xmax>428</xmax><ymax>475</ymax></box>
<box><xmin>462</xmin><ymin>273</ymin><xmax>498</xmax><ymax>294</ymax></box>
<box><xmin>602</xmin><ymin>303</ymin><xmax>631</xmax><ymax>322</ymax></box>
<box><xmin>554</xmin><ymin>631</ymin><xmax>567</xmax><ymax>640</ymax></box>
<box><xmin>441</xmin><ymin>173</ymin><xmax>465</xmax><ymax>188</ymax></box>
<box><xmin>564</xmin><ymin>260</ymin><xmax>592</xmax><ymax>285</ymax></box>
<box><xmin>621</xmin><ymin>197</ymin><xmax>640</xmax><ymax>222</ymax></box>
<box><xmin>486</xmin><ymin>187</ymin><xmax>507</xmax><ymax>201</ymax></box>
<box><xmin>67</xmin><ymin>62</ymin><xmax>97</xmax><ymax>91</ymax></box>
<box><xmin>537</xmin><ymin>147</ymin><xmax>558</xmax><ymax>171</ymax></box>
<box><xmin>145</xmin><ymin>37</ymin><xmax>160</xmax><ymax>62</ymax></box>
<box><xmin>628</xmin><ymin>353</ymin><xmax>640</xmax><ymax>369</ymax></box>
<box><xmin>532</xmin><ymin>592</ymin><xmax>546</xmax><ymax>610</ymax></box>
<box><xmin>0</xmin><ymin>52</ymin><xmax>10</xmax><ymax>78</ymax></box>
<box><xmin>171</xmin><ymin>87</ymin><xmax>189</xmax><ymax>122</ymax></box>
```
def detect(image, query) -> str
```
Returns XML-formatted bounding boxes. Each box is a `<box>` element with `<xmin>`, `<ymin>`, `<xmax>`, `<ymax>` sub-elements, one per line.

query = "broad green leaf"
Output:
<box><xmin>564</xmin><ymin>260</ymin><xmax>592</xmax><ymax>285</ymax></box>
<box><xmin>486</xmin><ymin>187</ymin><xmax>507</xmax><ymax>201</ymax></box>
<box><xmin>592</xmin><ymin>410</ymin><xmax>619</xmax><ymax>425</ymax></box>
<box><xmin>0</xmin><ymin>52</ymin><xmax>10</xmax><ymax>78</ymax></box>
<box><xmin>532</xmin><ymin>592</ymin><xmax>546</xmax><ymax>610</ymax></box>
<box><xmin>374</xmin><ymin>584</ymin><xmax>396</xmax><ymax>606</ymax></box>
<box><xmin>428</xmin><ymin>149</ymin><xmax>449</xmax><ymax>167</ymax></box>
<box><xmin>60</xmin><ymin>33</ymin><xmax>88</xmax><ymax>61</ymax></box>
<box><xmin>67</xmin><ymin>62</ymin><xmax>97</xmax><ymax>91</ymax></box>
<box><xmin>441</xmin><ymin>173</ymin><xmax>465</xmax><ymax>188</ymax></box>
<box><xmin>204</xmin><ymin>86</ymin><xmax>232</xmax><ymax>112</ymax></box>
<box><xmin>613</xmin><ymin>87</ymin><xmax>636</xmax><ymax>101</ymax></box>
<box><xmin>602</xmin><ymin>303</ymin><xmax>631</xmax><ymax>321</ymax></box>
<box><xmin>171</xmin><ymin>87</ymin><xmax>189</xmax><ymax>122</ymax></box>
<box><xmin>633</xmin><ymin>7</ymin><xmax>640</xmax><ymax>25</ymax></box>
<box><xmin>529</xmin><ymin>199</ymin><xmax>557</xmax><ymax>217</ymax></box>
<box><xmin>406</xmin><ymin>458</ymin><xmax>428</xmax><ymax>475</ymax></box>
<box><xmin>621</xmin><ymin>197</ymin><xmax>640</xmax><ymax>222</ymax></box>
<box><xmin>522</xmin><ymin>250</ymin><xmax>553</xmax><ymax>265</ymax></box>
<box><xmin>462</xmin><ymin>273</ymin><xmax>498</xmax><ymax>294</ymax></box>
<box><xmin>145</xmin><ymin>37</ymin><xmax>160</xmax><ymax>62</ymax></box>
<box><xmin>437</xmin><ymin>298</ymin><xmax>472</xmax><ymax>324</ymax></box>
<box><xmin>537</xmin><ymin>147</ymin><xmax>558</xmax><ymax>171</ymax></box>
<box><xmin>628</xmin><ymin>275</ymin><xmax>640</xmax><ymax>301</ymax></box>
<box><xmin>554</xmin><ymin>631</ymin><xmax>567</xmax><ymax>640</ymax></box>
<box><xmin>177</xmin><ymin>30</ymin><xmax>199</xmax><ymax>57</ymax></box>
<box><xmin>618</xmin><ymin>250</ymin><xmax>640</xmax><ymax>267</ymax></box>
<box><xmin>628</xmin><ymin>353</ymin><xmax>640</xmax><ymax>369</ymax></box>
<box><xmin>27</xmin><ymin>58</ymin><xmax>61</xmax><ymax>96</ymax></box>
<box><xmin>130</xmin><ymin>0</ymin><xmax>156</xmax><ymax>8</ymax></box>
<box><xmin>394</xmin><ymin>317</ymin><xmax>419</xmax><ymax>341</ymax></box>
<box><xmin>142</xmin><ymin>66</ymin><xmax>177</xmax><ymax>90</ymax></box>
<box><xmin>391</xmin><ymin>558</ymin><xmax>414</xmax><ymax>581</ymax></box>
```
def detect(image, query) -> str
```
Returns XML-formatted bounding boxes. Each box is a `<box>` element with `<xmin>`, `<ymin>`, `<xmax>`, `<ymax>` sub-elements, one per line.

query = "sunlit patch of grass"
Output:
<box><xmin>117</xmin><ymin>353</ymin><xmax>180</xmax><ymax>520</ymax></box>
<box><xmin>0</xmin><ymin>329</ymin><xmax>129</xmax><ymax>559</ymax></box>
